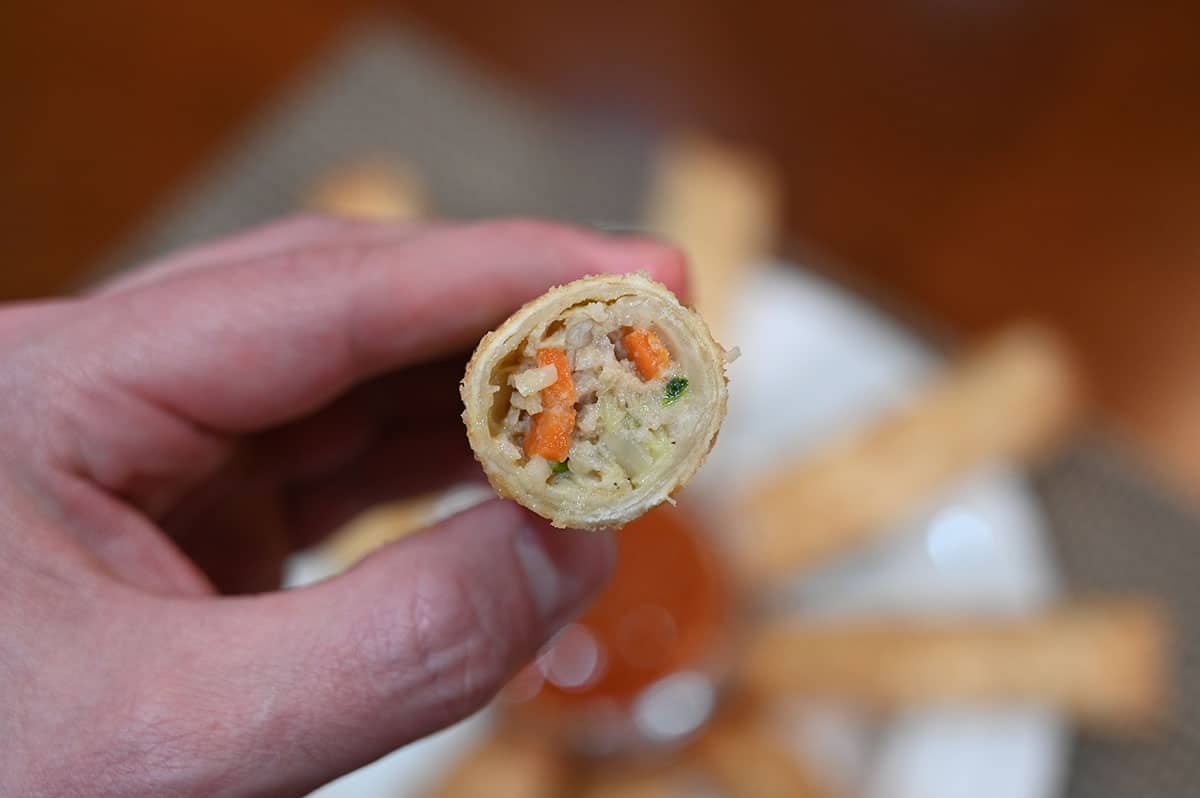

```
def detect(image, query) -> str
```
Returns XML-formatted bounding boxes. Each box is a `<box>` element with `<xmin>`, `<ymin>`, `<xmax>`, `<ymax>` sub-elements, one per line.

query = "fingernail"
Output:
<box><xmin>514</xmin><ymin>523</ymin><xmax>562</xmax><ymax>621</ymax></box>
<box><xmin>514</xmin><ymin>518</ymin><xmax>616</xmax><ymax>623</ymax></box>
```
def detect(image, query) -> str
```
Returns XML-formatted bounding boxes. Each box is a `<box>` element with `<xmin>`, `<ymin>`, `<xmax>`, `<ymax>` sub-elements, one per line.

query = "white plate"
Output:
<box><xmin>293</xmin><ymin>262</ymin><xmax>1070</xmax><ymax>798</ymax></box>
<box><xmin>696</xmin><ymin>263</ymin><xmax>1069</xmax><ymax>798</ymax></box>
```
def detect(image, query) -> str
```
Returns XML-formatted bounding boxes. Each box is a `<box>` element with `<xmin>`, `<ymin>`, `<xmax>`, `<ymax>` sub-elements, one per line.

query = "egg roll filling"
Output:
<box><xmin>489</xmin><ymin>296</ymin><xmax>697</xmax><ymax>494</ymax></box>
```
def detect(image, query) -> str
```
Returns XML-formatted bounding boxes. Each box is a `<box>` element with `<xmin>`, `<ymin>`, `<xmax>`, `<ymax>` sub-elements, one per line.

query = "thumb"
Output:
<box><xmin>133</xmin><ymin>500</ymin><xmax>612</xmax><ymax>797</ymax></box>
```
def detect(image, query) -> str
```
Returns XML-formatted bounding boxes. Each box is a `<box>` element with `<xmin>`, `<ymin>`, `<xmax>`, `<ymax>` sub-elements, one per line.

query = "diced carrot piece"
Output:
<box><xmin>622</xmin><ymin>328</ymin><xmax>671</xmax><ymax>380</ymax></box>
<box><xmin>523</xmin><ymin>348</ymin><xmax>577</xmax><ymax>462</ymax></box>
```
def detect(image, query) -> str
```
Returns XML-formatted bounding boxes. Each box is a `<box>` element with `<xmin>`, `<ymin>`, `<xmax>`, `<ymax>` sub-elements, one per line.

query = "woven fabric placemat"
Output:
<box><xmin>93</xmin><ymin>22</ymin><xmax>1195</xmax><ymax>797</ymax></box>
<box><xmin>92</xmin><ymin>24</ymin><xmax>655</xmax><ymax>278</ymax></box>
<box><xmin>1035</xmin><ymin>439</ymin><xmax>1197</xmax><ymax>797</ymax></box>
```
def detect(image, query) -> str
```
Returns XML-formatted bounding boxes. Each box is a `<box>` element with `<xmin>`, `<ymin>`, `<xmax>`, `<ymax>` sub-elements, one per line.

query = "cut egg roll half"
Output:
<box><xmin>461</xmin><ymin>273</ymin><xmax>729</xmax><ymax>529</ymax></box>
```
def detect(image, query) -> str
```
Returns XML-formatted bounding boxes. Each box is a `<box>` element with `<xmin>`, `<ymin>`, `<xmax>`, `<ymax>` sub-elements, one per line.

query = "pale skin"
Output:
<box><xmin>0</xmin><ymin>216</ymin><xmax>687</xmax><ymax>797</ymax></box>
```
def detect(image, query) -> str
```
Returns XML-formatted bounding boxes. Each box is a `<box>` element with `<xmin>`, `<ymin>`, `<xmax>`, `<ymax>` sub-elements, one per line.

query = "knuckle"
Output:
<box><xmin>382</xmin><ymin>565</ymin><xmax>515</xmax><ymax>723</ymax></box>
<box><xmin>414</xmin><ymin>570</ymin><xmax>509</xmax><ymax>710</ymax></box>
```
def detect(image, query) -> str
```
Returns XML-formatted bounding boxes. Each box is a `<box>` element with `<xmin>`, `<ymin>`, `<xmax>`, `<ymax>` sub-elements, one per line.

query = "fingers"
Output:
<box><xmin>0</xmin><ymin>299</ymin><xmax>76</xmax><ymax>348</ymax></box>
<box><xmin>133</xmin><ymin>500</ymin><xmax>614</xmax><ymax>797</ymax></box>
<box><xmin>147</xmin><ymin>357</ymin><xmax>476</xmax><ymax>590</ymax></box>
<box><xmin>161</xmin><ymin>420</ymin><xmax>475</xmax><ymax>578</ymax></box>
<box><xmin>71</xmin><ymin>217</ymin><xmax>688</xmax><ymax>435</ymax></box>
<box><xmin>27</xmin><ymin>218</ymin><xmax>684</xmax><ymax>512</ymax></box>
<box><xmin>91</xmin><ymin>214</ymin><xmax>422</xmax><ymax>297</ymax></box>
<box><xmin>165</xmin><ymin>481</ymin><xmax>292</xmax><ymax>595</ymax></box>
<box><xmin>281</xmin><ymin>427</ymin><xmax>481</xmax><ymax>549</ymax></box>
<box><xmin>249</xmin><ymin>354</ymin><xmax>469</xmax><ymax>486</ymax></box>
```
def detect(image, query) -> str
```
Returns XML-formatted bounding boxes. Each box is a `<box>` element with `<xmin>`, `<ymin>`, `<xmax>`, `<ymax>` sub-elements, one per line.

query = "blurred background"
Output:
<box><xmin>6</xmin><ymin>2</ymin><xmax>1200</xmax><ymax>494</ymax></box>
<box><xmin>4</xmin><ymin>2</ymin><xmax>1198</xmax><ymax>797</ymax></box>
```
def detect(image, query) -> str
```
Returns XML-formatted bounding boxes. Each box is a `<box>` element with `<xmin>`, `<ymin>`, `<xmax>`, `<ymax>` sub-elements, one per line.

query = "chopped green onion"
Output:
<box><xmin>663</xmin><ymin>376</ymin><xmax>689</xmax><ymax>405</ymax></box>
<box><xmin>551</xmin><ymin>460</ymin><xmax>570</xmax><ymax>474</ymax></box>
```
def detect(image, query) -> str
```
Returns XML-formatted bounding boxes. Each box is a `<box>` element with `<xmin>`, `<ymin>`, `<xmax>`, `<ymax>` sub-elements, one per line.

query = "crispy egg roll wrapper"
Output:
<box><xmin>462</xmin><ymin>273</ymin><xmax>729</xmax><ymax>529</ymax></box>
<box><xmin>742</xmin><ymin>599</ymin><xmax>1170</xmax><ymax>732</ymax></box>
<box><xmin>734</xmin><ymin>323</ymin><xmax>1081</xmax><ymax>583</ymax></box>
<box><xmin>305</xmin><ymin>158</ymin><xmax>427</xmax><ymax>221</ymax></box>
<box><xmin>693</xmin><ymin>719</ymin><xmax>841</xmax><ymax>798</ymax></box>
<box><xmin>644</xmin><ymin>133</ymin><xmax>780</xmax><ymax>339</ymax></box>
<box><xmin>574</xmin><ymin>763</ymin><xmax>696</xmax><ymax>798</ymax></box>
<box><xmin>429</xmin><ymin>734</ymin><xmax>568</xmax><ymax>798</ymax></box>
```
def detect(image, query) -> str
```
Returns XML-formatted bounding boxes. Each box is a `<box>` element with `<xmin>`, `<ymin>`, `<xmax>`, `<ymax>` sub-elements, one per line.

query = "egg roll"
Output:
<box><xmin>461</xmin><ymin>273</ymin><xmax>729</xmax><ymax>529</ymax></box>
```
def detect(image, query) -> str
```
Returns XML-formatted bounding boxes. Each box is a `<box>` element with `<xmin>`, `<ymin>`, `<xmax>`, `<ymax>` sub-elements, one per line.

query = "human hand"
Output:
<box><xmin>0</xmin><ymin>216</ymin><xmax>685</xmax><ymax>797</ymax></box>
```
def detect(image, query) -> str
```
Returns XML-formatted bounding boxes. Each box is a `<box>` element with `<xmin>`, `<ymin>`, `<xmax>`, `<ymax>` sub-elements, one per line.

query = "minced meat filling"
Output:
<box><xmin>494</xmin><ymin>297</ymin><xmax>691</xmax><ymax>492</ymax></box>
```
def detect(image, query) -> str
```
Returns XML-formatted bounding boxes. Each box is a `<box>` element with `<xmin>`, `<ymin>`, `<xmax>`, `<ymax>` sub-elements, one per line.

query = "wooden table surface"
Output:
<box><xmin>5</xmin><ymin>1</ymin><xmax>1200</xmax><ymax>495</ymax></box>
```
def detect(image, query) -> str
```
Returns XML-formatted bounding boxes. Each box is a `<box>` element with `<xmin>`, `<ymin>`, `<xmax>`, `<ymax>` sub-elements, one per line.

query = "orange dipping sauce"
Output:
<box><xmin>503</xmin><ymin>503</ymin><xmax>732</xmax><ymax>738</ymax></box>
